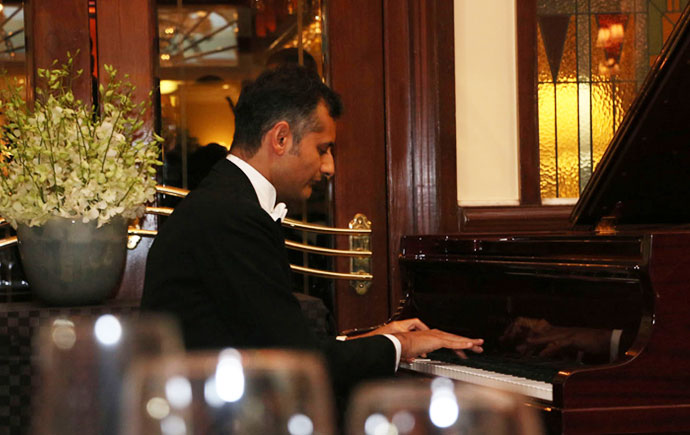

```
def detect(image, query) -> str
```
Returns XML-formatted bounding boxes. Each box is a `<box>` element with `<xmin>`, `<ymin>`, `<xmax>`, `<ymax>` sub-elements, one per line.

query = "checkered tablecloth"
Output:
<box><xmin>0</xmin><ymin>301</ymin><xmax>139</xmax><ymax>435</ymax></box>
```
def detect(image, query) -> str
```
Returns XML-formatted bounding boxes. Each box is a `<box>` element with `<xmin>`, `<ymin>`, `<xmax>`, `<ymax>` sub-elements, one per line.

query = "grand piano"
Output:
<box><xmin>396</xmin><ymin>4</ymin><xmax>690</xmax><ymax>434</ymax></box>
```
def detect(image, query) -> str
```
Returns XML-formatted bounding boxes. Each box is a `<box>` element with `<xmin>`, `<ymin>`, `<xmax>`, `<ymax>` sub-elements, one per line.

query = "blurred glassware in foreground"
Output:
<box><xmin>31</xmin><ymin>313</ymin><xmax>184</xmax><ymax>435</ymax></box>
<box><xmin>347</xmin><ymin>378</ymin><xmax>543</xmax><ymax>435</ymax></box>
<box><xmin>123</xmin><ymin>349</ymin><xmax>334</xmax><ymax>435</ymax></box>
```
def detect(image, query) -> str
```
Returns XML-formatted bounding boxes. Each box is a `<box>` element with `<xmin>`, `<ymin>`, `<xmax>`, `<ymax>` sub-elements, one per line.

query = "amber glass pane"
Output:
<box><xmin>539</xmin><ymin>83</ymin><xmax>557</xmax><ymax>198</ymax></box>
<box><xmin>590</xmin><ymin>82</ymin><xmax>614</xmax><ymax>171</ymax></box>
<box><xmin>614</xmin><ymin>82</ymin><xmax>637</xmax><ymax>130</ymax></box>
<box><xmin>577</xmin><ymin>83</ymin><xmax>592</xmax><ymax>192</ymax></box>
<box><xmin>556</xmin><ymin>83</ymin><xmax>579</xmax><ymax>197</ymax></box>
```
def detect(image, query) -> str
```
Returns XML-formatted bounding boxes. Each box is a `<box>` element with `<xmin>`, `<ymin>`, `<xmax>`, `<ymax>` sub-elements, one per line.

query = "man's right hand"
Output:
<box><xmin>392</xmin><ymin>329</ymin><xmax>483</xmax><ymax>362</ymax></box>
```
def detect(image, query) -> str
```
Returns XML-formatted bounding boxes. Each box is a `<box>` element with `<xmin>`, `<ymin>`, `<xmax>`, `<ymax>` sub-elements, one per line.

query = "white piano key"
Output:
<box><xmin>400</xmin><ymin>359</ymin><xmax>553</xmax><ymax>402</ymax></box>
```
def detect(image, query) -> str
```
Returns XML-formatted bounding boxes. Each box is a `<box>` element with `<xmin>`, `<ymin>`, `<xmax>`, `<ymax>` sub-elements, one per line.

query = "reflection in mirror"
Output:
<box><xmin>0</xmin><ymin>0</ymin><xmax>29</xmax><ymax>303</ymax></box>
<box><xmin>0</xmin><ymin>1</ymin><xmax>25</xmax><ymax>63</ymax></box>
<box><xmin>155</xmin><ymin>0</ymin><xmax>334</xmax><ymax>309</ymax></box>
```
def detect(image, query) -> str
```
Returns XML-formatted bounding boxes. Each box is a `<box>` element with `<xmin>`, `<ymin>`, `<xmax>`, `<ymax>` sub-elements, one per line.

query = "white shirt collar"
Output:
<box><xmin>227</xmin><ymin>154</ymin><xmax>288</xmax><ymax>221</ymax></box>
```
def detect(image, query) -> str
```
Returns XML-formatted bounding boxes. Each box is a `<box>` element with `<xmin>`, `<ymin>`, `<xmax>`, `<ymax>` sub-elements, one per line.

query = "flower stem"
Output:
<box><xmin>116</xmin><ymin>179</ymin><xmax>136</xmax><ymax>206</ymax></box>
<box><xmin>101</xmin><ymin>109</ymin><xmax>121</xmax><ymax>172</ymax></box>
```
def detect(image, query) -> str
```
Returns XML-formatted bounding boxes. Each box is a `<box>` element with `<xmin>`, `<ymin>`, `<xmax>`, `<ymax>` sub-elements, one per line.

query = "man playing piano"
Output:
<box><xmin>141</xmin><ymin>65</ymin><xmax>483</xmax><ymax>400</ymax></box>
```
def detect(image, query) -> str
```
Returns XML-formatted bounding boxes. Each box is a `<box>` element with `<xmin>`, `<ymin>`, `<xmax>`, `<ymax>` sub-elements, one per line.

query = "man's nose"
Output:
<box><xmin>321</xmin><ymin>151</ymin><xmax>334</xmax><ymax>179</ymax></box>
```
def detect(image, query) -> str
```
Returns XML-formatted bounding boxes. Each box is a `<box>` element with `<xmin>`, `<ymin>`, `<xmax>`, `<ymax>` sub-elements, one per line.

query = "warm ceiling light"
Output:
<box><xmin>160</xmin><ymin>80</ymin><xmax>179</xmax><ymax>95</ymax></box>
<box><xmin>164</xmin><ymin>27</ymin><xmax>175</xmax><ymax>35</ymax></box>
<box><xmin>160</xmin><ymin>54</ymin><xmax>171</xmax><ymax>61</ymax></box>
<box><xmin>222</xmin><ymin>84</ymin><xmax>230</xmax><ymax>90</ymax></box>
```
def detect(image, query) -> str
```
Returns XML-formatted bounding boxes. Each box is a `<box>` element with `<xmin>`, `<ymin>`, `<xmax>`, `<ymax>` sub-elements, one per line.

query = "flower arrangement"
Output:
<box><xmin>0</xmin><ymin>53</ymin><xmax>162</xmax><ymax>228</ymax></box>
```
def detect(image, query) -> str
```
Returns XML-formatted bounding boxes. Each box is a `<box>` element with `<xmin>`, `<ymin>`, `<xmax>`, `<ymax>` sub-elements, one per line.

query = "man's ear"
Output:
<box><xmin>267</xmin><ymin>121</ymin><xmax>291</xmax><ymax>156</ymax></box>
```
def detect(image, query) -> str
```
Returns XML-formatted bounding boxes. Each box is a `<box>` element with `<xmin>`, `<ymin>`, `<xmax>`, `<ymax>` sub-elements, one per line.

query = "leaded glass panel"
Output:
<box><xmin>537</xmin><ymin>0</ymin><xmax>689</xmax><ymax>201</ymax></box>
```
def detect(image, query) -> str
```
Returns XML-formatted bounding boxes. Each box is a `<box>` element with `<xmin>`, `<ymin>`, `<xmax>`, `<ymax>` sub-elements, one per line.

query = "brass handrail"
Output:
<box><xmin>151</xmin><ymin>187</ymin><xmax>374</xmax><ymax>284</ymax></box>
<box><xmin>284</xmin><ymin>240</ymin><xmax>371</xmax><ymax>257</ymax></box>
<box><xmin>0</xmin><ymin>236</ymin><xmax>17</xmax><ymax>248</ymax></box>
<box><xmin>282</xmin><ymin>218</ymin><xmax>370</xmax><ymax>235</ymax></box>
<box><xmin>127</xmin><ymin>227</ymin><xmax>373</xmax><ymax>258</ymax></box>
<box><xmin>154</xmin><ymin>185</ymin><xmax>371</xmax><ymax>235</ymax></box>
<box><xmin>289</xmin><ymin>264</ymin><xmax>372</xmax><ymax>281</ymax></box>
<box><xmin>145</xmin><ymin>206</ymin><xmax>174</xmax><ymax>216</ymax></box>
<box><xmin>156</xmin><ymin>184</ymin><xmax>189</xmax><ymax>198</ymax></box>
<box><xmin>128</xmin><ymin>228</ymin><xmax>157</xmax><ymax>237</ymax></box>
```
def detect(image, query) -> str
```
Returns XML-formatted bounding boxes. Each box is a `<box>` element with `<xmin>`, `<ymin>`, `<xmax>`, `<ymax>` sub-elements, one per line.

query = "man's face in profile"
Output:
<box><xmin>274</xmin><ymin>103</ymin><xmax>335</xmax><ymax>203</ymax></box>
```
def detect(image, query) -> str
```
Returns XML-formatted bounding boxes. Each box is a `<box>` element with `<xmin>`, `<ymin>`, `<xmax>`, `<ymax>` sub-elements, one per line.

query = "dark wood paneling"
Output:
<box><xmin>561</xmin><ymin>405</ymin><xmax>690</xmax><ymax>434</ymax></box>
<box><xmin>96</xmin><ymin>0</ymin><xmax>158</xmax><ymax>301</ymax></box>
<box><xmin>96</xmin><ymin>0</ymin><xmax>157</xmax><ymax>130</ymax></box>
<box><xmin>26</xmin><ymin>0</ymin><xmax>92</xmax><ymax>104</ymax></box>
<box><xmin>383</xmin><ymin>0</ymin><xmax>414</xmax><ymax>317</ymax></box>
<box><xmin>406</xmin><ymin>0</ymin><xmax>458</xmax><ymax>235</ymax></box>
<box><xmin>328</xmin><ymin>0</ymin><xmax>389</xmax><ymax>330</ymax></box>
<box><xmin>517</xmin><ymin>0</ymin><xmax>540</xmax><ymax>205</ymax></box>
<box><xmin>384</xmin><ymin>0</ymin><xmax>458</xmax><ymax>313</ymax></box>
<box><xmin>434</xmin><ymin>0</ymin><xmax>458</xmax><ymax>234</ymax></box>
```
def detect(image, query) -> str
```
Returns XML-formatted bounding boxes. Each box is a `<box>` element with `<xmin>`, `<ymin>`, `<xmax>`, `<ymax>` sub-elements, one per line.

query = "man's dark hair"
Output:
<box><xmin>231</xmin><ymin>65</ymin><xmax>342</xmax><ymax>156</ymax></box>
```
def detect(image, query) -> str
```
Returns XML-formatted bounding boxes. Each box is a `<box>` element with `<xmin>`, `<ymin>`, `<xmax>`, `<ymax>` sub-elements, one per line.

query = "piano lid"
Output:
<box><xmin>571</xmin><ymin>4</ymin><xmax>690</xmax><ymax>228</ymax></box>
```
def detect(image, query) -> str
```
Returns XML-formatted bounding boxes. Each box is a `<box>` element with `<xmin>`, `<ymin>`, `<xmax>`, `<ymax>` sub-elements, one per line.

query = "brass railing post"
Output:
<box><xmin>348</xmin><ymin>213</ymin><xmax>372</xmax><ymax>295</ymax></box>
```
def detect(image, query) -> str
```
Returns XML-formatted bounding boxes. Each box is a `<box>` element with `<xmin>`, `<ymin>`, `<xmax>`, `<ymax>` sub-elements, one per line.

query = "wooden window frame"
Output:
<box><xmin>457</xmin><ymin>0</ymin><xmax>573</xmax><ymax>234</ymax></box>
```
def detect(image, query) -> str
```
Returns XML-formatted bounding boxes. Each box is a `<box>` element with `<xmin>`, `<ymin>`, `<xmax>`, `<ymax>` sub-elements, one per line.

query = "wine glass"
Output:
<box><xmin>122</xmin><ymin>348</ymin><xmax>335</xmax><ymax>435</ymax></box>
<box><xmin>30</xmin><ymin>312</ymin><xmax>184</xmax><ymax>435</ymax></box>
<box><xmin>346</xmin><ymin>378</ymin><xmax>543</xmax><ymax>435</ymax></box>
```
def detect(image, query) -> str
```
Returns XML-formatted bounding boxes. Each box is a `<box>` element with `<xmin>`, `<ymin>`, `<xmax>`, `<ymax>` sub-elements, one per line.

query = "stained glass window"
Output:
<box><xmin>537</xmin><ymin>0</ymin><xmax>688</xmax><ymax>201</ymax></box>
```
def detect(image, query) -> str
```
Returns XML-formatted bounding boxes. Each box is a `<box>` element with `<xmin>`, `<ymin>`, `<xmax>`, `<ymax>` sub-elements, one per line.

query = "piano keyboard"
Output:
<box><xmin>400</xmin><ymin>358</ymin><xmax>553</xmax><ymax>402</ymax></box>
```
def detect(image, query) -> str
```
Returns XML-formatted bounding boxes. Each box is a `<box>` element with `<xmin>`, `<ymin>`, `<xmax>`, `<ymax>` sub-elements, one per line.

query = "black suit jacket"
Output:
<box><xmin>141</xmin><ymin>159</ymin><xmax>395</xmax><ymax>395</ymax></box>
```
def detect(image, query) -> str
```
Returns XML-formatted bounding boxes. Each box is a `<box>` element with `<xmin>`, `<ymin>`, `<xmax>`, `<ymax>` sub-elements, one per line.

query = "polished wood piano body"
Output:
<box><xmin>396</xmin><ymin>5</ymin><xmax>690</xmax><ymax>434</ymax></box>
<box><xmin>398</xmin><ymin>231</ymin><xmax>690</xmax><ymax>433</ymax></box>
